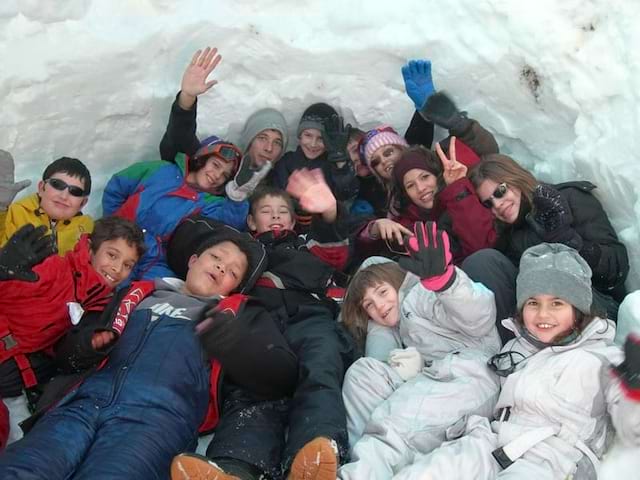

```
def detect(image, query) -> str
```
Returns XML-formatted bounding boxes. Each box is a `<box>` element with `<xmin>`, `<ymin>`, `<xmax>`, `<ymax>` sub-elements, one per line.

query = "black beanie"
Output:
<box><xmin>297</xmin><ymin>102</ymin><xmax>338</xmax><ymax>137</ymax></box>
<box><xmin>167</xmin><ymin>215</ymin><xmax>267</xmax><ymax>294</ymax></box>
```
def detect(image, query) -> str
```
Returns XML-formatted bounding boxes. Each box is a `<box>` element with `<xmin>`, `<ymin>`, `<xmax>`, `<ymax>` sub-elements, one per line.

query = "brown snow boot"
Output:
<box><xmin>171</xmin><ymin>453</ymin><xmax>240</xmax><ymax>480</ymax></box>
<box><xmin>288</xmin><ymin>437</ymin><xmax>339</xmax><ymax>480</ymax></box>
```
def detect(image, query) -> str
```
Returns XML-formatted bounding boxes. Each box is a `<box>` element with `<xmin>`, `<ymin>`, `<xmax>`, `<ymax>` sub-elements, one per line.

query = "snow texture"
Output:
<box><xmin>1</xmin><ymin>1</ymin><xmax>640</xmax><ymax>472</ymax></box>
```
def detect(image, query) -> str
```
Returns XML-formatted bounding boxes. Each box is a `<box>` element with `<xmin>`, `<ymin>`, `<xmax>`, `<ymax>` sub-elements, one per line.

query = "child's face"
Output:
<box><xmin>361</xmin><ymin>281</ymin><xmax>400</xmax><ymax>328</ymax></box>
<box><xmin>347</xmin><ymin>138</ymin><xmax>370</xmax><ymax>177</ymax></box>
<box><xmin>475</xmin><ymin>179</ymin><xmax>522</xmax><ymax>224</ymax></box>
<box><xmin>185</xmin><ymin>241</ymin><xmax>248</xmax><ymax>297</ymax></box>
<box><xmin>191</xmin><ymin>156</ymin><xmax>234</xmax><ymax>193</ymax></box>
<box><xmin>90</xmin><ymin>238</ymin><xmax>139</xmax><ymax>288</ymax></box>
<box><xmin>248</xmin><ymin>129</ymin><xmax>284</xmax><ymax>167</ymax></box>
<box><xmin>522</xmin><ymin>294</ymin><xmax>576</xmax><ymax>343</ymax></box>
<box><xmin>403</xmin><ymin>168</ymin><xmax>438</xmax><ymax>209</ymax></box>
<box><xmin>371</xmin><ymin>145</ymin><xmax>403</xmax><ymax>180</ymax></box>
<box><xmin>247</xmin><ymin>195</ymin><xmax>295</xmax><ymax>234</ymax></box>
<box><xmin>37</xmin><ymin>173</ymin><xmax>88</xmax><ymax>221</ymax></box>
<box><xmin>299</xmin><ymin>128</ymin><xmax>325</xmax><ymax>160</ymax></box>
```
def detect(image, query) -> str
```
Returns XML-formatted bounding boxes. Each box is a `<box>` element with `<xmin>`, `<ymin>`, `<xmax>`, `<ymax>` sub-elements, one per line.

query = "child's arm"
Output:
<box><xmin>401</xmin><ymin>60</ymin><xmax>436</xmax><ymax>148</ymax></box>
<box><xmin>400</xmin><ymin>221</ymin><xmax>496</xmax><ymax>338</ymax></box>
<box><xmin>609</xmin><ymin>334</ymin><xmax>640</xmax><ymax>445</ymax></box>
<box><xmin>200</xmin><ymin>196</ymin><xmax>250</xmax><ymax>232</ymax></box>
<box><xmin>159</xmin><ymin>47</ymin><xmax>222</xmax><ymax>161</ymax></box>
<box><xmin>197</xmin><ymin>296</ymin><xmax>298</xmax><ymax>399</ymax></box>
<box><xmin>102</xmin><ymin>160</ymin><xmax>166</xmax><ymax>217</ymax></box>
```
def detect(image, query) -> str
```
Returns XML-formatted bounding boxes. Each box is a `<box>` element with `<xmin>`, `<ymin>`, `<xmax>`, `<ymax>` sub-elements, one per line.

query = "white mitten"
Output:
<box><xmin>0</xmin><ymin>150</ymin><xmax>31</xmax><ymax>209</ymax></box>
<box><xmin>225</xmin><ymin>156</ymin><xmax>272</xmax><ymax>202</ymax></box>
<box><xmin>388</xmin><ymin>346</ymin><xmax>423</xmax><ymax>381</ymax></box>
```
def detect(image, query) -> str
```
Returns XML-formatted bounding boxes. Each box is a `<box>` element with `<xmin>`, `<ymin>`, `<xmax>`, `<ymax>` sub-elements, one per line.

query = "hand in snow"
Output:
<box><xmin>286</xmin><ymin>168</ymin><xmax>337</xmax><ymax>223</ymax></box>
<box><xmin>91</xmin><ymin>330</ymin><xmax>116</xmax><ymax>351</ymax></box>
<box><xmin>435</xmin><ymin>136</ymin><xmax>467</xmax><ymax>185</ymax></box>
<box><xmin>178</xmin><ymin>47</ymin><xmax>222</xmax><ymax>109</ymax></box>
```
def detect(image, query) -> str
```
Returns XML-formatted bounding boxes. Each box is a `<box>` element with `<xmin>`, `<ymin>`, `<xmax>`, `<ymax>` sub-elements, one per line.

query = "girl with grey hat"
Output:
<box><xmin>391</xmin><ymin>242</ymin><xmax>640</xmax><ymax>480</ymax></box>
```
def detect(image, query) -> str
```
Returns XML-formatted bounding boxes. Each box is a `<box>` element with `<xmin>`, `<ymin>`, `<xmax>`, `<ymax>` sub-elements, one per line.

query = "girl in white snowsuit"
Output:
<box><xmin>393</xmin><ymin>242</ymin><xmax>640</xmax><ymax>480</ymax></box>
<box><xmin>339</xmin><ymin>221</ymin><xmax>502</xmax><ymax>479</ymax></box>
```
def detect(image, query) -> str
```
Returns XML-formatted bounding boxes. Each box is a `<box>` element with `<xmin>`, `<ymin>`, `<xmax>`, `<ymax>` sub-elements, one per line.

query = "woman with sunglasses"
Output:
<box><xmin>465</xmin><ymin>153</ymin><xmax>629</xmax><ymax>339</ymax></box>
<box><xmin>393</xmin><ymin>243</ymin><xmax>640</xmax><ymax>480</ymax></box>
<box><xmin>339</xmin><ymin>222</ymin><xmax>501</xmax><ymax>478</ymax></box>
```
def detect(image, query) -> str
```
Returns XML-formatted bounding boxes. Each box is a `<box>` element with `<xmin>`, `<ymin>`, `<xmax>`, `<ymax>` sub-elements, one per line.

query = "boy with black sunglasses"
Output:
<box><xmin>1</xmin><ymin>156</ymin><xmax>94</xmax><ymax>256</ymax></box>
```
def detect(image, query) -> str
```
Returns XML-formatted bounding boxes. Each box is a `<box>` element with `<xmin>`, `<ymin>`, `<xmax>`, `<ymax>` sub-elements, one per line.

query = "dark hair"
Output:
<box><xmin>43</xmin><ymin>157</ymin><xmax>92</xmax><ymax>195</ymax></box>
<box><xmin>90</xmin><ymin>216</ymin><xmax>146</xmax><ymax>259</ymax></box>
<box><xmin>348</xmin><ymin>128</ymin><xmax>365</xmax><ymax>143</ymax></box>
<box><xmin>515</xmin><ymin>306</ymin><xmax>596</xmax><ymax>344</ymax></box>
<box><xmin>193</xmin><ymin>237</ymin><xmax>252</xmax><ymax>292</ymax></box>
<box><xmin>342</xmin><ymin>262</ymin><xmax>407</xmax><ymax>352</ymax></box>
<box><xmin>248</xmin><ymin>186</ymin><xmax>295</xmax><ymax>216</ymax></box>
<box><xmin>189</xmin><ymin>153</ymin><xmax>235</xmax><ymax>175</ymax></box>
<box><xmin>468</xmin><ymin>154</ymin><xmax>538</xmax><ymax>210</ymax></box>
<box><xmin>392</xmin><ymin>145</ymin><xmax>445</xmax><ymax>211</ymax></box>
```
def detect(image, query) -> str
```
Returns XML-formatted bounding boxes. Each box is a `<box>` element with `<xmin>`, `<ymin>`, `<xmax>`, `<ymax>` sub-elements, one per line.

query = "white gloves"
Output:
<box><xmin>388</xmin><ymin>346</ymin><xmax>423</xmax><ymax>381</ymax></box>
<box><xmin>1</xmin><ymin>150</ymin><xmax>31</xmax><ymax>209</ymax></box>
<box><xmin>225</xmin><ymin>157</ymin><xmax>272</xmax><ymax>202</ymax></box>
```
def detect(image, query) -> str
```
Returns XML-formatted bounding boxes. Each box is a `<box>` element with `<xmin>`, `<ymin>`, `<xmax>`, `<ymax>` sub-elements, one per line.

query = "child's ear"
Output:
<box><xmin>37</xmin><ymin>180</ymin><xmax>45</xmax><ymax>194</ymax></box>
<box><xmin>80</xmin><ymin>197</ymin><xmax>88</xmax><ymax>208</ymax></box>
<box><xmin>247</xmin><ymin>214</ymin><xmax>257</xmax><ymax>232</ymax></box>
<box><xmin>187</xmin><ymin>254</ymin><xmax>198</xmax><ymax>268</ymax></box>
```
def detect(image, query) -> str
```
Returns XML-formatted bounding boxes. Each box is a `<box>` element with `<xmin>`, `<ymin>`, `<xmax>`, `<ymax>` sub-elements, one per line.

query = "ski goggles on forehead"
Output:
<box><xmin>487</xmin><ymin>350</ymin><xmax>527</xmax><ymax>377</ymax></box>
<box><xmin>44</xmin><ymin>178</ymin><xmax>86</xmax><ymax>197</ymax></box>
<box><xmin>480</xmin><ymin>182</ymin><xmax>508</xmax><ymax>209</ymax></box>
<box><xmin>196</xmin><ymin>142</ymin><xmax>242</xmax><ymax>164</ymax></box>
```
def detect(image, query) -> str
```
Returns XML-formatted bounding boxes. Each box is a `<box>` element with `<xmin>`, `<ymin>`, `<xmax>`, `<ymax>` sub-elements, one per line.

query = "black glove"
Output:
<box><xmin>532</xmin><ymin>184</ymin><xmax>581</xmax><ymax>246</ymax></box>
<box><xmin>322</xmin><ymin>114</ymin><xmax>352</xmax><ymax>164</ymax></box>
<box><xmin>399</xmin><ymin>221</ymin><xmax>456</xmax><ymax>291</ymax></box>
<box><xmin>196</xmin><ymin>295</ymin><xmax>248</xmax><ymax>360</ymax></box>
<box><xmin>419</xmin><ymin>91</ymin><xmax>471</xmax><ymax>134</ymax></box>
<box><xmin>0</xmin><ymin>224</ymin><xmax>57</xmax><ymax>281</ymax></box>
<box><xmin>613</xmin><ymin>334</ymin><xmax>640</xmax><ymax>400</ymax></box>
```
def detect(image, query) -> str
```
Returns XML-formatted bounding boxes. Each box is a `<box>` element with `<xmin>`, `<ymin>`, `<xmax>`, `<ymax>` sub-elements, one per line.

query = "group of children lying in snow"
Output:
<box><xmin>0</xmin><ymin>45</ymin><xmax>637</xmax><ymax>480</ymax></box>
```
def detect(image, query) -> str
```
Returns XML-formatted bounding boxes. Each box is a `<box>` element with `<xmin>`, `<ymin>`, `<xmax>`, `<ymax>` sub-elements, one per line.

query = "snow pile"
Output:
<box><xmin>2</xmin><ymin>1</ymin><xmax>639</xmax><ymax>291</ymax></box>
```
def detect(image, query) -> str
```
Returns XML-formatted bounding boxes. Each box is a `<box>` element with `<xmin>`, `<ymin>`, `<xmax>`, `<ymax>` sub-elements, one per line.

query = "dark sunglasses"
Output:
<box><xmin>45</xmin><ymin>178</ymin><xmax>86</xmax><ymax>197</ymax></box>
<box><xmin>480</xmin><ymin>182</ymin><xmax>508</xmax><ymax>209</ymax></box>
<box><xmin>487</xmin><ymin>350</ymin><xmax>527</xmax><ymax>377</ymax></box>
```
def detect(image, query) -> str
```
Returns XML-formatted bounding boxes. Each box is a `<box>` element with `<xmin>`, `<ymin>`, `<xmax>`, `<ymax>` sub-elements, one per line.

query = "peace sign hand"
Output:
<box><xmin>181</xmin><ymin>47</ymin><xmax>222</xmax><ymax>99</ymax></box>
<box><xmin>435</xmin><ymin>136</ymin><xmax>467</xmax><ymax>186</ymax></box>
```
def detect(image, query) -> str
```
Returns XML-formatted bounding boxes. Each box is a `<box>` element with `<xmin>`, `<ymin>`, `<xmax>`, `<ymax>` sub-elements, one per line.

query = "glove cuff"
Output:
<box><xmin>420</xmin><ymin>266</ymin><xmax>456</xmax><ymax>292</ymax></box>
<box><xmin>612</xmin><ymin>366</ymin><xmax>640</xmax><ymax>403</ymax></box>
<box><xmin>225</xmin><ymin>180</ymin><xmax>248</xmax><ymax>202</ymax></box>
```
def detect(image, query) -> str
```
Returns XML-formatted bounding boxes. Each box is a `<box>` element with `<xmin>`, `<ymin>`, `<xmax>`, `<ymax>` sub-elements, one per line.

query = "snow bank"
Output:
<box><xmin>1</xmin><ymin>0</ymin><xmax>639</xmax><ymax>292</ymax></box>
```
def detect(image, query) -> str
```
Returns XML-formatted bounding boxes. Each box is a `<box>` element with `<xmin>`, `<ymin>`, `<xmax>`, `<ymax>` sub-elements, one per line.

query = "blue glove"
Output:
<box><xmin>401</xmin><ymin>60</ymin><xmax>435</xmax><ymax>110</ymax></box>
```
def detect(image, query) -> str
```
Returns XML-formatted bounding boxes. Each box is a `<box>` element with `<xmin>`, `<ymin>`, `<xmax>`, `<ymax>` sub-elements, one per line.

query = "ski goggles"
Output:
<box><xmin>487</xmin><ymin>350</ymin><xmax>527</xmax><ymax>377</ymax></box>
<box><xmin>195</xmin><ymin>142</ymin><xmax>242</xmax><ymax>165</ymax></box>
<box><xmin>44</xmin><ymin>178</ymin><xmax>87</xmax><ymax>197</ymax></box>
<box><xmin>480</xmin><ymin>182</ymin><xmax>508</xmax><ymax>209</ymax></box>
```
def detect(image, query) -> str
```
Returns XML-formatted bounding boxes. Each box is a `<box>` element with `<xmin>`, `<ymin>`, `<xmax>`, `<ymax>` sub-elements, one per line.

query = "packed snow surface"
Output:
<box><xmin>2</xmin><ymin>0</ymin><xmax>640</xmax><ymax>473</ymax></box>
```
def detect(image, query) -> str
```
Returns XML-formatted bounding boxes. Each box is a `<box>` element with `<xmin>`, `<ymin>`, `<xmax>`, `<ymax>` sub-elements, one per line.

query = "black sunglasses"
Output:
<box><xmin>480</xmin><ymin>182</ymin><xmax>508</xmax><ymax>209</ymax></box>
<box><xmin>487</xmin><ymin>350</ymin><xmax>527</xmax><ymax>377</ymax></box>
<box><xmin>45</xmin><ymin>178</ymin><xmax>86</xmax><ymax>197</ymax></box>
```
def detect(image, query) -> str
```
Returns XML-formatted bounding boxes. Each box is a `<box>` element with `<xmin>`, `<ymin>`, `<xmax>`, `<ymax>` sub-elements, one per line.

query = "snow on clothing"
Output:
<box><xmin>1</xmin><ymin>193</ymin><xmax>93</xmax><ymax>256</ymax></box>
<box><xmin>102</xmin><ymin>154</ymin><xmax>248</xmax><ymax>280</ymax></box>
<box><xmin>0</xmin><ymin>277</ymin><xmax>297</xmax><ymax>480</ymax></box>
<box><xmin>339</xmin><ymin>259</ymin><xmax>501</xmax><ymax>480</ymax></box>
<box><xmin>392</xmin><ymin>317</ymin><xmax>640</xmax><ymax>480</ymax></box>
<box><xmin>0</xmin><ymin>234</ymin><xmax>112</xmax><ymax>396</ymax></box>
<box><xmin>205</xmin><ymin>217</ymin><xmax>357</xmax><ymax>477</ymax></box>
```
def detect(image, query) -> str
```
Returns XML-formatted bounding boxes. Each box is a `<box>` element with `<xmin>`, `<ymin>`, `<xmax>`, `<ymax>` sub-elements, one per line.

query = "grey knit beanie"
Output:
<box><xmin>238</xmin><ymin>108</ymin><xmax>288</xmax><ymax>155</ymax></box>
<box><xmin>516</xmin><ymin>243</ymin><xmax>593</xmax><ymax>314</ymax></box>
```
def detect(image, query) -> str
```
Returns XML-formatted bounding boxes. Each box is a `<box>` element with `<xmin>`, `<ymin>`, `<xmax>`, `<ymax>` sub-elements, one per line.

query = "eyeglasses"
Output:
<box><xmin>480</xmin><ymin>182</ymin><xmax>508</xmax><ymax>209</ymax></box>
<box><xmin>196</xmin><ymin>142</ymin><xmax>242</xmax><ymax>165</ymax></box>
<box><xmin>487</xmin><ymin>350</ymin><xmax>527</xmax><ymax>377</ymax></box>
<box><xmin>44</xmin><ymin>178</ymin><xmax>86</xmax><ymax>197</ymax></box>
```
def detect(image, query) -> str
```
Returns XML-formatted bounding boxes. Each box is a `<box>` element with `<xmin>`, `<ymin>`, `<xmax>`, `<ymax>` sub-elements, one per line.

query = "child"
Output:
<box><xmin>337</xmin><ymin>222</ymin><xmax>501</xmax><ymax>479</ymax></box>
<box><xmin>171</xmin><ymin>170</ymin><xmax>357</xmax><ymax>480</ymax></box>
<box><xmin>0</xmin><ymin>216</ymin><xmax>144</xmax><ymax>443</ymax></box>
<box><xmin>0</xmin><ymin>219</ymin><xmax>296</xmax><ymax>479</ymax></box>
<box><xmin>0</xmin><ymin>150</ymin><xmax>31</xmax><ymax>241</ymax></box>
<box><xmin>392</xmin><ymin>242</ymin><xmax>640</xmax><ymax>480</ymax></box>
<box><xmin>2</xmin><ymin>156</ymin><xmax>94</xmax><ymax>256</ymax></box>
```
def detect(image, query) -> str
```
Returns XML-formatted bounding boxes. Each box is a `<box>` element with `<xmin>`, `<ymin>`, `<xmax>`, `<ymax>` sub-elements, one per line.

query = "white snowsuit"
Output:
<box><xmin>339</xmin><ymin>261</ymin><xmax>502</xmax><ymax>480</ymax></box>
<box><xmin>393</xmin><ymin>317</ymin><xmax>640</xmax><ymax>480</ymax></box>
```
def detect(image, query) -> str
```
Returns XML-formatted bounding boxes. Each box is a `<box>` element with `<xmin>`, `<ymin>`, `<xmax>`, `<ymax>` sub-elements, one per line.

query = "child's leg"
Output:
<box><xmin>282</xmin><ymin>306</ymin><xmax>356</xmax><ymax>472</ymax></box>
<box><xmin>205</xmin><ymin>383</ymin><xmax>289</xmax><ymax>479</ymax></box>
<box><xmin>0</xmin><ymin>398</ymin><xmax>99</xmax><ymax>479</ymax></box>
<box><xmin>71</xmin><ymin>403</ymin><xmax>199</xmax><ymax>480</ymax></box>
<box><xmin>342</xmin><ymin>357</ymin><xmax>404</xmax><ymax>449</ymax></box>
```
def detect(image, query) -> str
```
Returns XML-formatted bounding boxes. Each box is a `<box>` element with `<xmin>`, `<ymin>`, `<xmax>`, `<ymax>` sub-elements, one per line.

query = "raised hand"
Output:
<box><xmin>399</xmin><ymin>221</ymin><xmax>455</xmax><ymax>291</ymax></box>
<box><xmin>322</xmin><ymin>114</ymin><xmax>352</xmax><ymax>164</ymax></box>
<box><xmin>435</xmin><ymin>136</ymin><xmax>467</xmax><ymax>185</ymax></box>
<box><xmin>401</xmin><ymin>59</ymin><xmax>435</xmax><ymax>110</ymax></box>
<box><xmin>225</xmin><ymin>153</ymin><xmax>272</xmax><ymax>202</ymax></box>
<box><xmin>286</xmin><ymin>168</ymin><xmax>337</xmax><ymax>221</ymax></box>
<box><xmin>0</xmin><ymin>224</ymin><xmax>57</xmax><ymax>281</ymax></box>
<box><xmin>369</xmin><ymin>218</ymin><xmax>413</xmax><ymax>246</ymax></box>
<box><xmin>179</xmin><ymin>47</ymin><xmax>222</xmax><ymax>109</ymax></box>
<box><xmin>0</xmin><ymin>150</ymin><xmax>31</xmax><ymax>209</ymax></box>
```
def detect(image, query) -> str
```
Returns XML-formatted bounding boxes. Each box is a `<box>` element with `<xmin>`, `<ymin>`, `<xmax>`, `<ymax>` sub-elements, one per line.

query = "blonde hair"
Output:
<box><xmin>342</xmin><ymin>262</ymin><xmax>406</xmax><ymax>352</ymax></box>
